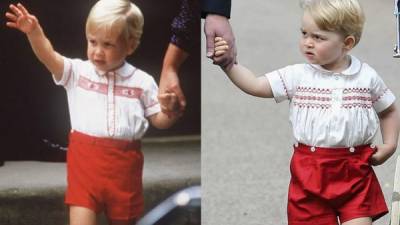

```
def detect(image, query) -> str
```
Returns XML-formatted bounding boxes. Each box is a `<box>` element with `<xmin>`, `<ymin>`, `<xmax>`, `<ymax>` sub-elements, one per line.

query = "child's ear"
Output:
<box><xmin>343</xmin><ymin>35</ymin><xmax>356</xmax><ymax>51</ymax></box>
<box><xmin>127</xmin><ymin>38</ymin><xmax>137</xmax><ymax>55</ymax></box>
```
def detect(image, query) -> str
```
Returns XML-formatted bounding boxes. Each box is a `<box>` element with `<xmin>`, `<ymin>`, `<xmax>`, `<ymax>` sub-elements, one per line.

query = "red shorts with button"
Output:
<box><xmin>288</xmin><ymin>143</ymin><xmax>388</xmax><ymax>225</ymax></box>
<box><xmin>65</xmin><ymin>131</ymin><xmax>144</xmax><ymax>220</ymax></box>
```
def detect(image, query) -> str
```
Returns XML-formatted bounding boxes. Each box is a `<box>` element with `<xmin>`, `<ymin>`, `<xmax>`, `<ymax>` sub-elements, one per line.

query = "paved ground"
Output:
<box><xmin>202</xmin><ymin>1</ymin><xmax>400</xmax><ymax>224</ymax></box>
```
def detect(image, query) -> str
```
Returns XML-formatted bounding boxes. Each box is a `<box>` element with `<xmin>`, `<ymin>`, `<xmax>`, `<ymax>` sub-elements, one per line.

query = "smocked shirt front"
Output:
<box><xmin>53</xmin><ymin>57</ymin><xmax>161</xmax><ymax>141</ymax></box>
<box><xmin>266</xmin><ymin>55</ymin><xmax>396</xmax><ymax>148</ymax></box>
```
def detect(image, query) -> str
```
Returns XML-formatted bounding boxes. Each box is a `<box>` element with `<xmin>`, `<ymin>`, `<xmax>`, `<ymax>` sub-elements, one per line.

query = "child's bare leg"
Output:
<box><xmin>341</xmin><ymin>217</ymin><xmax>372</xmax><ymax>225</ymax></box>
<box><xmin>108</xmin><ymin>218</ymin><xmax>136</xmax><ymax>225</ymax></box>
<box><xmin>69</xmin><ymin>206</ymin><xmax>97</xmax><ymax>225</ymax></box>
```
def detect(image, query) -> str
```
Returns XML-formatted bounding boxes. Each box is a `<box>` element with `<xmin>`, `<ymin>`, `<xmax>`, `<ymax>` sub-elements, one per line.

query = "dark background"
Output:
<box><xmin>0</xmin><ymin>0</ymin><xmax>200</xmax><ymax>160</ymax></box>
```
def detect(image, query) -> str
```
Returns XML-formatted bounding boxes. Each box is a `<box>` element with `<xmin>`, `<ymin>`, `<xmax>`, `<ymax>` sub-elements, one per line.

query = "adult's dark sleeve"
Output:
<box><xmin>201</xmin><ymin>0</ymin><xmax>231</xmax><ymax>18</ymax></box>
<box><xmin>171</xmin><ymin>0</ymin><xmax>200</xmax><ymax>52</ymax></box>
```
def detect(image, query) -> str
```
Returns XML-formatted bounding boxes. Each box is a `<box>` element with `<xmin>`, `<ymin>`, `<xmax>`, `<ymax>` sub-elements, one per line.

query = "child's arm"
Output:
<box><xmin>214</xmin><ymin>37</ymin><xmax>274</xmax><ymax>98</ymax></box>
<box><xmin>148</xmin><ymin>92</ymin><xmax>180</xmax><ymax>129</ymax></box>
<box><xmin>6</xmin><ymin>3</ymin><xmax>64</xmax><ymax>81</ymax></box>
<box><xmin>371</xmin><ymin>104</ymin><xmax>400</xmax><ymax>165</ymax></box>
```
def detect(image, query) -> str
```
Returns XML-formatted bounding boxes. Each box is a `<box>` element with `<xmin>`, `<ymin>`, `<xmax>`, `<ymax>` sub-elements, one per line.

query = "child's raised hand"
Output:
<box><xmin>213</xmin><ymin>37</ymin><xmax>230</xmax><ymax>67</ymax></box>
<box><xmin>5</xmin><ymin>3</ymin><xmax>39</xmax><ymax>34</ymax></box>
<box><xmin>158</xmin><ymin>91</ymin><xmax>182</xmax><ymax>118</ymax></box>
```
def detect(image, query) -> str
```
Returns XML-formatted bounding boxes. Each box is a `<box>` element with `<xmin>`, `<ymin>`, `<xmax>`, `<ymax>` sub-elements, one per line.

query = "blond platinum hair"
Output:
<box><xmin>86</xmin><ymin>0</ymin><xmax>144</xmax><ymax>50</ymax></box>
<box><xmin>301</xmin><ymin>0</ymin><xmax>365</xmax><ymax>46</ymax></box>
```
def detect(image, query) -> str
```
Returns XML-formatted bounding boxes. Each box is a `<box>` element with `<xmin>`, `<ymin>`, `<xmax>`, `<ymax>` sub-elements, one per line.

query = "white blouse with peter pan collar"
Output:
<box><xmin>53</xmin><ymin>57</ymin><xmax>161</xmax><ymax>141</ymax></box>
<box><xmin>266</xmin><ymin>55</ymin><xmax>396</xmax><ymax>148</ymax></box>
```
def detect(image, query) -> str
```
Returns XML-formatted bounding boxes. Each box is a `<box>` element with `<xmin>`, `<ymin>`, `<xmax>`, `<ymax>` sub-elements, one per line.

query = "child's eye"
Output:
<box><xmin>89</xmin><ymin>40</ymin><xmax>96</xmax><ymax>45</ymax></box>
<box><xmin>103</xmin><ymin>42</ymin><xmax>114</xmax><ymax>48</ymax></box>
<box><xmin>313</xmin><ymin>35</ymin><xmax>325</xmax><ymax>41</ymax></box>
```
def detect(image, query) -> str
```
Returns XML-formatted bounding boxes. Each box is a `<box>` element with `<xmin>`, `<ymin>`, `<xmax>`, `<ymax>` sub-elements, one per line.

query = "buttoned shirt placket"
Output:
<box><xmin>107</xmin><ymin>72</ymin><xmax>116</xmax><ymax>137</ymax></box>
<box><xmin>331</xmin><ymin>73</ymin><xmax>343</xmax><ymax>110</ymax></box>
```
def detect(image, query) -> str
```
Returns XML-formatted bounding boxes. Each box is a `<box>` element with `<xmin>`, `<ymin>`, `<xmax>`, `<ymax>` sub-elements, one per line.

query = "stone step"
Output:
<box><xmin>0</xmin><ymin>138</ymin><xmax>200</xmax><ymax>225</ymax></box>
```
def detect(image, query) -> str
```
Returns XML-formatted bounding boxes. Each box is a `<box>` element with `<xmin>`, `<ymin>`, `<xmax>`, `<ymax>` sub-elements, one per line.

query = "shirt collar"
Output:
<box><xmin>308</xmin><ymin>55</ymin><xmax>362</xmax><ymax>76</ymax></box>
<box><xmin>92</xmin><ymin>61</ymin><xmax>137</xmax><ymax>78</ymax></box>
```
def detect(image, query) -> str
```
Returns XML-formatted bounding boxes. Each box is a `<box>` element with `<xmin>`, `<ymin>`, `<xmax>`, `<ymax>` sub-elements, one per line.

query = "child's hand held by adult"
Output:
<box><xmin>158</xmin><ymin>91</ymin><xmax>182</xmax><ymax>118</ymax></box>
<box><xmin>213</xmin><ymin>37</ymin><xmax>230</xmax><ymax>68</ymax></box>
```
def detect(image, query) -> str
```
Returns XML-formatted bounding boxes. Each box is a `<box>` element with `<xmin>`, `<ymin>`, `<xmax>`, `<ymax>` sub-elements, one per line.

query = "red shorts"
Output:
<box><xmin>288</xmin><ymin>143</ymin><xmax>388</xmax><ymax>225</ymax></box>
<box><xmin>65</xmin><ymin>130</ymin><xmax>144</xmax><ymax>220</ymax></box>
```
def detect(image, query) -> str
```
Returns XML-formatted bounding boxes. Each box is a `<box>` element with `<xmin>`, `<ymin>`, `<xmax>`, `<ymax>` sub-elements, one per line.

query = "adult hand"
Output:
<box><xmin>159</xmin><ymin>44</ymin><xmax>188</xmax><ymax>117</ymax></box>
<box><xmin>204</xmin><ymin>14</ymin><xmax>237</xmax><ymax>70</ymax></box>
<box><xmin>159</xmin><ymin>70</ymin><xmax>186</xmax><ymax>117</ymax></box>
<box><xmin>158</xmin><ymin>91</ymin><xmax>180</xmax><ymax>118</ymax></box>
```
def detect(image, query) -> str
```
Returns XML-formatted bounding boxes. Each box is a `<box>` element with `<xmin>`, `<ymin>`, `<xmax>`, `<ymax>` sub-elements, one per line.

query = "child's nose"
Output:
<box><xmin>304</xmin><ymin>38</ymin><xmax>314</xmax><ymax>48</ymax></box>
<box><xmin>94</xmin><ymin>47</ymin><xmax>104</xmax><ymax>56</ymax></box>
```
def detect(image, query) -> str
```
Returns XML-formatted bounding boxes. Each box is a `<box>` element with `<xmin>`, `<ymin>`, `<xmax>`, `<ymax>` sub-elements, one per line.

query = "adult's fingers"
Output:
<box><xmin>213</xmin><ymin>52</ymin><xmax>231</xmax><ymax>67</ymax></box>
<box><xmin>213</xmin><ymin>54</ymin><xmax>235</xmax><ymax>70</ymax></box>
<box><xmin>168</xmin><ymin>85</ymin><xmax>186</xmax><ymax>112</ymax></box>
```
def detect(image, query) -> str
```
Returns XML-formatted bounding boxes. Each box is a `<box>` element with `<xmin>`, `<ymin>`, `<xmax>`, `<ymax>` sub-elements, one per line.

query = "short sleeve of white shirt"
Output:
<box><xmin>141</xmin><ymin>76</ymin><xmax>161</xmax><ymax>117</ymax></box>
<box><xmin>52</xmin><ymin>57</ymin><xmax>81</xmax><ymax>90</ymax></box>
<box><xmin>265</xmin><ymin>64</ymin><xmax>302</xmax><ymax>103</ymax></box>
<box><xmin>367</xmin><ymin>65</ymin><xmax>396</xmax><ymax>113</ymax></box>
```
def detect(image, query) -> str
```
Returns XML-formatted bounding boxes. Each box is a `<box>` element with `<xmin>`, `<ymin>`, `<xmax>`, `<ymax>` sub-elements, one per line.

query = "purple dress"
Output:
<box><xmin>171</xmin><ymin>0</ymin><xmax>200</xmax><ymax>52</ymax></box>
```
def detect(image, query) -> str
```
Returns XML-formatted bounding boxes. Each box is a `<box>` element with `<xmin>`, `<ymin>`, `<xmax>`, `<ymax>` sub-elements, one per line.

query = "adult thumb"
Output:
<box><xmin>205</xmin><ymin>33</ymin><xmax>215</xmax><ymax>58</ymax></box>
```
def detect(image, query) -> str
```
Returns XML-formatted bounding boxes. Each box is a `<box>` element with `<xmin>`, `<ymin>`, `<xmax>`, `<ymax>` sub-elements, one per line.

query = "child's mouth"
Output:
<box><xmin>305</xmin><ymin>51</ymin><xmax>315</xmax><ymax>58</ymax></box>
<box><xmin>94</xmin><ymin>59</ymin><xmax>105</xmax><ymax>65</ymax></box>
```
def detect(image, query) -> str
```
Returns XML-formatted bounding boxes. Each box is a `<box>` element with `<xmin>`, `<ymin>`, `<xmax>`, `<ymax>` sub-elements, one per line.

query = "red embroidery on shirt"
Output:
<box><xmin>293</xmin><ymin>102</ymin><xmax>331</xmax><ymax>109</ymax></box>
<box><xmin>292</xmin><ymin>86</ymin><xmax>379</xmax><ymax>109</ymax></box>
<box><xmin>372</xmin><ymin>88</ymin><xmax>389</xmax><ymax>103</ymax></box>
<box><xmin>78</xmin><ymin>76</ymin><xmax>108</xmax><ymax>94</ymax></box>
<box><xmin>277</xmin><ymin>71</ymin><xmax>289</xmax><ymax>100</ymax></box>
<box><xmin>341</xmin><ymin>87</ymin><xmax>373</xmax><ymax>108</ymax></box>
<box><xmin>78</xmin><ymin>76</ymin><xmax>143</xmax><ymax>100</ymax></box>
<box><xmin>115</xmin><ymin>86</ymin><xmax>143</xmax><ymax>99</ymax></box>
<box><xmin>293</xmin><ymin>86</ymin><xmax>332</xmax><ymax>109</ymax></box>
<box><xmin>293</xmin><ymin>95</ymin><xmax>331</xmax><ymax>101</ymax></box>
<box><xmin>342</xmin><ymin>103</ymin><xmax>372</xmax><ymax>109</ymax></box>
<box><xmin>296</xmin><ymin>86</ymin><xmax>332</xmax><ymax>94</ymax></box>
<box><xmin>343</xmin><ymin>88</ymin><xmax>370</xmax><ymax>94</ymax></box>
<box><xmin>342</xmin><ymin>96</ymin><xmax>372</xmax><ymax>101</ymax></box>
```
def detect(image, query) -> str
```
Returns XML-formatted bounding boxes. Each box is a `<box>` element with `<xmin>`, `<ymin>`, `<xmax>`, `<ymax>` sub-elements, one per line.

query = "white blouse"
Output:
<box><xmin>53</xmin><ymin>57</ymin><xmax>161</xmax><ymax>141</ymax></box>
<box><xmin>266</xmin><ymin>55</ymin><xmax>396</xmax><ymax>147</ymax></box>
